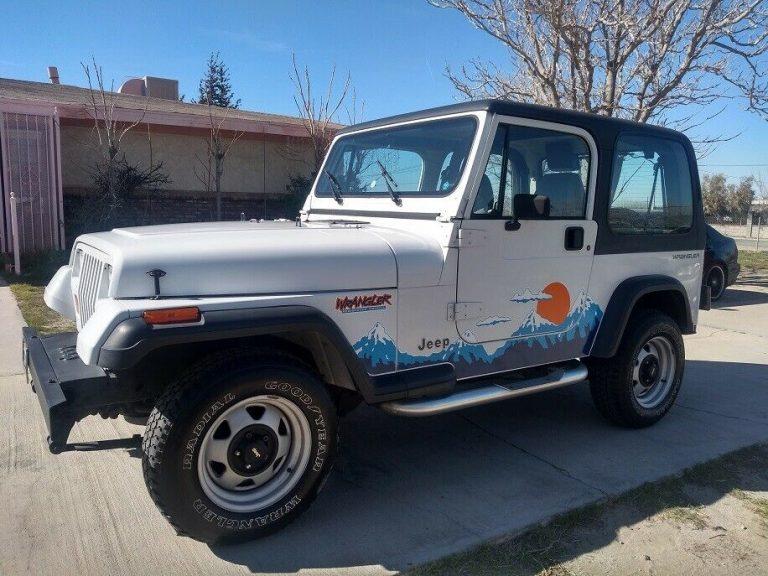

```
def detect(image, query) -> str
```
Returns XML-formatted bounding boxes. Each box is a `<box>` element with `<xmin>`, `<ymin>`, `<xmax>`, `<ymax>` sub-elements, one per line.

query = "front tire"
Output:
<box><xmin>588</xmin><ymin>311</ymin><xmax>684</xmax><ymax>428</ymax></box>
<box><xmin>142</xmin><ymin>348</ymin><xmax>337</xmax><ymax>544</ymax></box>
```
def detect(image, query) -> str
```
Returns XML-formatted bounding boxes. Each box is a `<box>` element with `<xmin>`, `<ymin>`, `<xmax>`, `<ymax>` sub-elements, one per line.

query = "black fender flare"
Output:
<box><xmin>97</xmin><ymin>305</ymin><xmax>454</xmax><ymax>404</ymax></box>
<box><xmin>590</xmin><ymin>275</ymin><xmax>694</xmax><ymax>358</ymax></box>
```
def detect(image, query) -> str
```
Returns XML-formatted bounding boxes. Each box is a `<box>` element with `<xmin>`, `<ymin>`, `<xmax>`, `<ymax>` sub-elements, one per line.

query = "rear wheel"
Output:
<box><xmin>588</xmin><ymin>311</ymin><xmax>684</xmax><ymax>428</ymax></box>
<box><xmin>705</xmin><ymin>264</ymin><xmax>726</xmax><ymax>301</ymax></box>
<box><xmin>142</xmin><ymin>348</ymin><xmax>337</xmax><ymax>544</ymax></box>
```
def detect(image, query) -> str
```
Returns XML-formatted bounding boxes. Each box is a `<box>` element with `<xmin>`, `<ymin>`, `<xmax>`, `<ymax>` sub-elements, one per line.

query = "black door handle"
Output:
<box><xmin>564</xmin><ymin>226</ymin><xmax>584</xmax><ymax>251</ymax></box>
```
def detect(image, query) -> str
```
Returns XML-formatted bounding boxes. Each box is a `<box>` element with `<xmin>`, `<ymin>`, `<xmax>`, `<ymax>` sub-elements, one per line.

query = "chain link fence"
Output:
<box><xmin>706</xmin><ymin>212</ymin><xmax>766</xmax><ymax>251</ymax></box>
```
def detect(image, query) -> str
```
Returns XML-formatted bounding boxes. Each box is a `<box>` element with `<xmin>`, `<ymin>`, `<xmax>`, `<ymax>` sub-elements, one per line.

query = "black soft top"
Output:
<box><xmin>339</xmin><ymin>99</ymin><xmax>690</xmax><ymax>150</ymax></box>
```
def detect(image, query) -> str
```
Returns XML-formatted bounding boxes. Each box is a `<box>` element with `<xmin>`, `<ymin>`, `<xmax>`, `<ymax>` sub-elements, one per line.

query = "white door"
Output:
<box><xmin>454</xmin><ymin>118</ymin><xmax>601</xmax><ymax>379</ymax></box>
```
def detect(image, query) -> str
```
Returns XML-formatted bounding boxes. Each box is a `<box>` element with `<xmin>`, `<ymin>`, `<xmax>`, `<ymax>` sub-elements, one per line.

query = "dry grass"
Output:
<box><xmin>1</xmin><ymin>251</ymin><xmax>75</xmax><ymax>334</ymax></box>
<box><xmin>739</xmin><ymin>250</ymin><xmax>768</xmax><ymax>273</ymax></box>
<box><xmin>732</xmin><ymin>489</ymin><xmax>768</xmax><ymax>524</ymax></box>
<box><xmin>407</xmin><ymin>444</ymin><xmax>768</xmax><ymax>576</ymax></box>
<box><xmin>661</xmin><ymin>505</ymin><xmax>709</xmax><ymax>529</ymax></box>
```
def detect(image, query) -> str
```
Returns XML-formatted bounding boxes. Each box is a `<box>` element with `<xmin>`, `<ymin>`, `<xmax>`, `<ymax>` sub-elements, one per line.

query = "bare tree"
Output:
<box><xmin>702</xmin><ymin>173</ymin><xmax>729</xmax><ymax>220</ymax></box>
<box><xmin>80</xmin><ymin>58</ymin><xmax>169</xmax><ymax>231</ymax></box>
<box><xmin>344</xmin><ymin>88</ymin><xmax>366</xmax><ymax>126</ymax></box>
<box><xmin>728</xmin><ymin>175</ymin><xmax>756</xmax><ymax>221</ymax></box>
<box><xmin>428</xmin><ymin>0</ymin><xmax>768</xmax><ymax>136</ymax></box>
<box><xmin>755</xmin><ymin>172</ymin><xmax>768</xmax><ymax>200</ymax></box>
<box><xmin>290</xmin><ymin>54</ymin><xmax>360</xmax><ymax>171</ymax></box>
<box><xmin>194</xmin><ymin>101</ymin><xmax>243</xmax><ymax>221</ymax></box>
<box><xmin>82</xmin><ymin>57</ymin><xmax>147</xmax><ymax>163</ymax></box>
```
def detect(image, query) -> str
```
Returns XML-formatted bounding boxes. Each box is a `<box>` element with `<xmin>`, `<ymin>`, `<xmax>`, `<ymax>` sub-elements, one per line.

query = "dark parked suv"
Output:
<box><xmin>704</xmin><ymin>225</ymin><xmax>740</xmax><ymax>301</ymax></box>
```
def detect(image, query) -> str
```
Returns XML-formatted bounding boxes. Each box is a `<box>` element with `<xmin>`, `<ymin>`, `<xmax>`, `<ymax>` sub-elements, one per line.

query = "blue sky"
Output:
<box><xmin>1</xmin><ymin>0</ymin><xmax>766</xmax><ymax>184</ymax></box>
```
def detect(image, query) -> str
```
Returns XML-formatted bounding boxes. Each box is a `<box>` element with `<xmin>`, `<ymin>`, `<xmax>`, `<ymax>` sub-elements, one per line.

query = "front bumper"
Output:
<box><xmin>22</xmin><ymin>328</ymin><xmax>126</xmax><ymax>453</ymax></box>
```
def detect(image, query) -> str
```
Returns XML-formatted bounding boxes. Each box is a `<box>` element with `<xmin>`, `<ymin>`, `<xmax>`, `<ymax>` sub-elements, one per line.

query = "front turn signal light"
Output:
<box><xmin>142</xmin><ymin>307</ymin><xmax>201</xmax><ymax>325</ymax></box>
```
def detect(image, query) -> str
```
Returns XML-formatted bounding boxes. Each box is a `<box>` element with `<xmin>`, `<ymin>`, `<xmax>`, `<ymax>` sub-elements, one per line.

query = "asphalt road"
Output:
<box><xmin>734</xmin><ymin>236</ymin><xmax>768</xmax><ymax>252</ymax></box>
<box><xmin>1</xmin><ymin>282</ymin><xmax>767</xmax><ymax>576</ymax></box>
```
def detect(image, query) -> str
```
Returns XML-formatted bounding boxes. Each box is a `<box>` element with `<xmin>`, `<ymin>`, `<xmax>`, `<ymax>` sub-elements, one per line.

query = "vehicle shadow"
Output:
<box><xmin>64</xmin><ymin>434</ymin><xmax>143</xmax><ymax>458</ymax></box>
<box><xmin>209</xmin><ymin>359</ymin><xmax>768</xmax><ymax>575</ymax></box>
<box><xmin>713</xmin><ymin>286</ymin><xmax>768</xmax><ymax>308</ymax></box>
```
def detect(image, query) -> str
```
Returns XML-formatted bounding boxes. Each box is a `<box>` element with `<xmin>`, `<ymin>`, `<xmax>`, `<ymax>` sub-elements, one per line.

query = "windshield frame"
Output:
<box><xmin>313</xmin><ymin>114</ymin><xmax>480</xmax><ymax>200</ymax></box>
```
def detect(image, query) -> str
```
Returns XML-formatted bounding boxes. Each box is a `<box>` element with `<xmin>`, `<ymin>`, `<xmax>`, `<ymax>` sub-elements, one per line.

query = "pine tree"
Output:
<box><xmin>196</xmin><ymin>52</ymin><xmax>240</xmax><ymax>109</ymax></box>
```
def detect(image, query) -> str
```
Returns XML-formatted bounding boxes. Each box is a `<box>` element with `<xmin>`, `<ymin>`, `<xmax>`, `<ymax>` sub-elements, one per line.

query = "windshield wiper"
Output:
<box><xmin>376</xmin><ymin>160</ymin><xmax>402</xmax><ymax>206</ymax></box>
<box><xmin>324</xmin><ymin>170</ymin><xmax>344</xmax><ymax>204</ymax></box>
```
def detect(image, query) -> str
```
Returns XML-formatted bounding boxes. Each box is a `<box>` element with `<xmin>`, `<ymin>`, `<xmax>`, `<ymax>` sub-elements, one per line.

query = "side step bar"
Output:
<box><xmin>380</xmin><ymin>361</ymin><xmax>588</xmax><ymax>417</ymax></box>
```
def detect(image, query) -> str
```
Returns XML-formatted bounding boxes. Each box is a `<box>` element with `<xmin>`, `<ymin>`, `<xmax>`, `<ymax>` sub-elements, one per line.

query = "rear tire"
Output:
<box><xmin>142</xmin><ymin>348</ymin><xmax>338</xmax><ymax>544</ymax></box>
<box><xmin>588</xmin><ymin>310</ymin><xmax>684</xmax><ymax>428</ymax></box>
<box><xmin>705</xmin><ymin>264</ymin><xmax>726</xmax><ymax>301</ymax></box>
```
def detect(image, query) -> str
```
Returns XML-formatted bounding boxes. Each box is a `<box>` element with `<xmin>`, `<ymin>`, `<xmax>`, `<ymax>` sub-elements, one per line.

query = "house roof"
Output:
<box><xmin>0</xmin><ymin>77</ymin><xmax>337</xmax><ymax>138</ymax></box>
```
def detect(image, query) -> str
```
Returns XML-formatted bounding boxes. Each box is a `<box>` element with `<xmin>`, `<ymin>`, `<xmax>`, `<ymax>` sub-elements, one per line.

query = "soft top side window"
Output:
<box><xmin>471</xmin><ymin>123</ymin><xmax>591</xmax><ymax>219</ymax></box>
<box><xmin>608</xmin><ymin>135</ymin><xmax>693</xmax><ymax>234</ymax></box>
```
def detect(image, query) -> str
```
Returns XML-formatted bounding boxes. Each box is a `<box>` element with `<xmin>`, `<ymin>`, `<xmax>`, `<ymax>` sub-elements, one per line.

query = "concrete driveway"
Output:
<box><xmin>1</xmin><ymin>282</ymin><xmax>767</xmax><ymax>576</ymax></box>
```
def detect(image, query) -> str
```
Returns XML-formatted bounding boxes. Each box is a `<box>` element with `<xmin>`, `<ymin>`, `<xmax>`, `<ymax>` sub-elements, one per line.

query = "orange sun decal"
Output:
<box><xmin>536</xmin><ymin>282</ymin><xmax>571</xmax><ymax>324</ymax></box>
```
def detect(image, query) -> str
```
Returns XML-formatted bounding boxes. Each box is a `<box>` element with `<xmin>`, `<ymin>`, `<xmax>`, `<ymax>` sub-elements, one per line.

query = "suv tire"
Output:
<box><xmin>142</xmin><ymin>348</ymin><xmax>338</xmax><ymax>544</ymax></box>
<box><xmin>588</xmin><ymin>311</ymin><xmax>684</xmax><ymax>428</ymax></box>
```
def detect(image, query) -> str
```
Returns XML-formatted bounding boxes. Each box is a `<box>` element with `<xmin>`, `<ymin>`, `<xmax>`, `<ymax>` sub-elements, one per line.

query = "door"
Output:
<box><xmin>454</xmin><ymin>118</ymin><xmax>600</xmax><ymax>378</ymax></box>
<box><xmin>0</xmin><ymin>111</ymin><xmax>63</xmax><ymax>268</ymax></box>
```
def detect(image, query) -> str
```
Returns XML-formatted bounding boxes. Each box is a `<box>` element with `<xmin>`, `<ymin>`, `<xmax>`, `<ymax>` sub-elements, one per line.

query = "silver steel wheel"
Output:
<box><xmin>632</xmin><ymin>336</ymin><xmax>677</xmax><ymax>409</ymax></box>
<box><xmin>197</xmin><ymin>395</ymin><xmax>312</xmax><ymax>513</ymax></box>
<box><xmin>707</xmin><ymin>265</ymin><xmax>726</xmax><ymax>300</ymax></box>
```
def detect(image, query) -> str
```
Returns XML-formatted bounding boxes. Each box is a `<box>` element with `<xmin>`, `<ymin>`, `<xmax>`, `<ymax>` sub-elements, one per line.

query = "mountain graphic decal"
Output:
<box><xmin>353</xmin><ymin>322</ymin><xmax>397</xmax><ymax>370</ymax></box>
<box><xmin>352</xmin><ymin>291</ymin><xmax>603</xmax><ymax>376</ymax></box>
<box><xmin>513</xmin><ymin>309</ymin><xmax>557</xmax><ymax>347</ymax></box>
<box><xmin>512</xmin><ymin>290</ymin><xmax>602</xmax><ymax>350</ymax></box>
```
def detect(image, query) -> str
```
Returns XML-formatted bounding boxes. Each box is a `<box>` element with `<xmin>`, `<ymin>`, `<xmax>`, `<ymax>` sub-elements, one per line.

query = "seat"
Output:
<box><xmin>537</xmin><ymin>173</ymin><xmax>585</xmax><ymax>217</ymax></box>
<box><xmin>536</xmin><ymin>142</ymin><xmax>586</xmax><ymax>217</ymax></box>
<box><xmin>472</xmin><ymin>174</ymin><xmax>496</xmax><ymax>214</ymax></box>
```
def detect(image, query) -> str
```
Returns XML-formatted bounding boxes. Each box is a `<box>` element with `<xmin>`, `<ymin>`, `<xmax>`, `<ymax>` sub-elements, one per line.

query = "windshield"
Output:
<box><xmin>315</xmin><ymin>116</ymin><xmax>478</xmax><ymax>198</ymax></box>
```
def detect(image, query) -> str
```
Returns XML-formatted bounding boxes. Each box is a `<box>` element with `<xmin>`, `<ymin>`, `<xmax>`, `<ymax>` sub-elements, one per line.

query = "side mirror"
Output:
<box><xmin>514</xmin><ymin>194</ymin><xmax>550</xmax><ymax>219</ymax></box>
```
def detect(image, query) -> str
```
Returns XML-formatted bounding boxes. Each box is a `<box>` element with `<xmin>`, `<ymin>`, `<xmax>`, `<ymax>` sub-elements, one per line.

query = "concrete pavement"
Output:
<box><xmin>0</xmin><ymin>280</ymin><xmax>767</xmax><ymax>575</ymax></box>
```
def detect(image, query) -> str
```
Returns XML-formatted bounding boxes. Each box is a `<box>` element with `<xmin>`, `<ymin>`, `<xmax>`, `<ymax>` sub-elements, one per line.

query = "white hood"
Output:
<box><xmin>73</xmin><ymin>220</ymin><xmax>445</xmax><ymax>299</ymax></box>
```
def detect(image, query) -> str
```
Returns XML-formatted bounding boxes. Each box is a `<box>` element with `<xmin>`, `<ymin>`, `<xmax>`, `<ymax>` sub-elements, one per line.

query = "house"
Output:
<box><xmin>0</xmin><ymin>71</ymin><xmax>324</xmax><ymax>271</ymax></box>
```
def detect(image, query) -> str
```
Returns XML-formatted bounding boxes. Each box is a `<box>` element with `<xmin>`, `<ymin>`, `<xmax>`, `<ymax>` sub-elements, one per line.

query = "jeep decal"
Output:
<box><xmin>336</xmin><ymin>293</ymin><xmax>392</xmax><ymax>313</ymax></box>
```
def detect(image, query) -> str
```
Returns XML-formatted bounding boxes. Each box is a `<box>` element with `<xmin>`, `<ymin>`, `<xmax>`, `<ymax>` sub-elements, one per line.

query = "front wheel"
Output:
<box><xmin>142</xmin><ymin>348</ymin><xmax>338</xmax><ymax>544</ymax></box>
<box><xmin>588</xmin><ymin>311</ymin><xmax>684</xmax><ymax>428</ymax></box>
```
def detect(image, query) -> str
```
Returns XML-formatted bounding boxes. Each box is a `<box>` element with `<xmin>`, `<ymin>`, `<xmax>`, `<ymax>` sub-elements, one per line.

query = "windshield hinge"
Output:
<box><xmin>437</xmin><ymin>213</ymin><xmax>465</xmax><ymax>223</ymax></box>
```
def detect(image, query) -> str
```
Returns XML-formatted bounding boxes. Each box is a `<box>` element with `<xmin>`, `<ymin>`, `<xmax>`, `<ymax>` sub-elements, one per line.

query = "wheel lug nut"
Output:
<box><xmin>234</xmin><ymin>450</ymin><xmax>241</xmax><ymax>456</ymax></box>
<box><xmin>263</xmin><ymin>435</ymin><xmax>269</xmax><ymax>442</ymax></box>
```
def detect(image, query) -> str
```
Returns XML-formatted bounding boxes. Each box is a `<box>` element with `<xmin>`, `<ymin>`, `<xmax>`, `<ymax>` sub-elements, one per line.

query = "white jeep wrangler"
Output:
<box><xmin>24</xmin><ymin>100</ymin><xmax>708</xmax><ymax>543</ymax></box>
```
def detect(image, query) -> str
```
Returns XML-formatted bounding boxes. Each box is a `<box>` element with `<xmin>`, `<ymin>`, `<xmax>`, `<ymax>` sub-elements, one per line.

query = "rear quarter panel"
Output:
<box><xmin>587</xmin><ymin>250</ymin><xmax>704</xmax><ymax>344</ymax></box>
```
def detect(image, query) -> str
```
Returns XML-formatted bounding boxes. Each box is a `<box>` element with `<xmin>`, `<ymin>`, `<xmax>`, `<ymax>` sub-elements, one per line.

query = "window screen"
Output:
<box><xmin>609</xmin><ymin>136</ymin><xmax>693</xmax><ymax>234</ymax></box>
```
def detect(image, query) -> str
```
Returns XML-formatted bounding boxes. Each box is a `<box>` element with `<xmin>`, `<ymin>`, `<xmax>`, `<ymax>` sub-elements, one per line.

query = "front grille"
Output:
<box><xmin>73</xmin><ymin>245</ymin><xmax>110</xmax><ymax>327</ymax></box>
